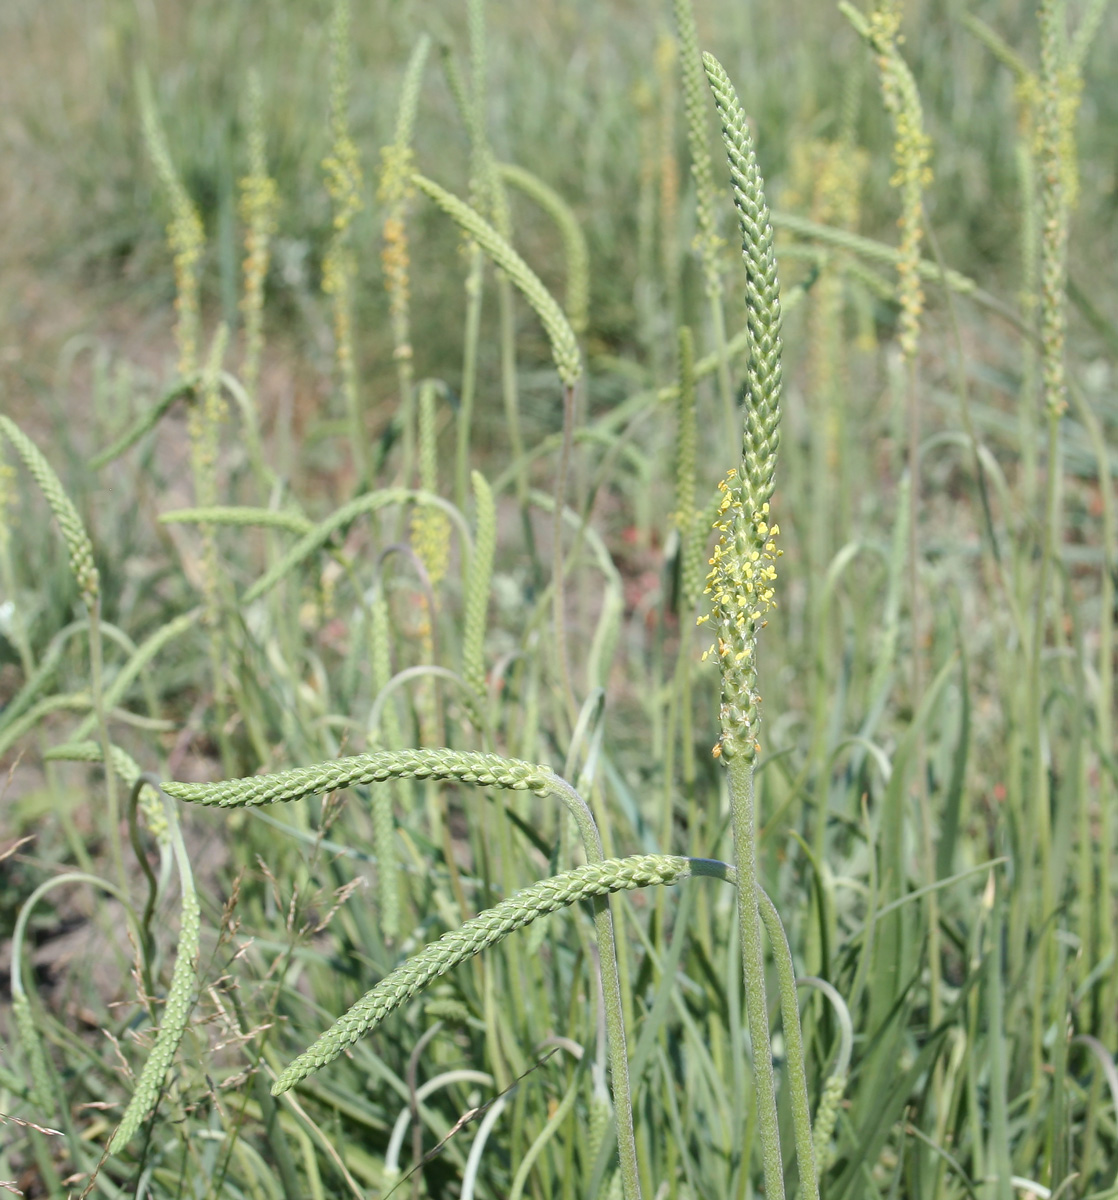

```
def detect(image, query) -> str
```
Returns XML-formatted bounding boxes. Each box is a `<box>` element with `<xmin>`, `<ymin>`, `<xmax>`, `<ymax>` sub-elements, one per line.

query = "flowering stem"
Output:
<box><xmin>553</xmin><ymin>383</ymin><xmax>579</xmax><ymax>726</ymax></box>
<box><xmin>728</xmin><ymin>753</ymin><xmax>784</xmax><ymax>1198</ymax></box>
<box><xmin>456</xmin><ymin>247</ymin><xmax>484</xmax><ymax>511</ymax></box>
<box><xmin>758</xmin><ymin>887</ymin><xmax>818</xmax><ymax>1197</ymax></box>
<box><xmin>539</xmin><ymin>773</ymin><xmax>642</xmax><ymax>1200</ymax></box>
<box><xmin>89</xmin><ymin>599</ymin><xmax>125</xmax><ymax>891</ymax></box>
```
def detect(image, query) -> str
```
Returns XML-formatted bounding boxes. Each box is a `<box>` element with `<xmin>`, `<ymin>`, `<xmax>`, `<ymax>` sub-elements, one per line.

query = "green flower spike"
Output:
<box><xmin>698</xmin><ymin>52</ymin><xmax>784</xmax><ymax>766</ymax></box>
<box><xmin>272</xmin><ymin>855</ymin><xmax>693</xmax><ymax>1094</ymax></box>
<box><xmin>162</xmin><ymin>748</ymin><xmax>552</xmax><ymax>808</ymax></box>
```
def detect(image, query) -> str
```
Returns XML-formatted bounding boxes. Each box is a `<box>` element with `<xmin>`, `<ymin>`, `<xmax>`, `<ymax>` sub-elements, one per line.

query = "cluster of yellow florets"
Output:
<box><xmin>696</xmin><ymin>472</ymin><xmax>782</xmax><ymax>764</ymax></box>
<box><xmin>411</xmin><ymin>507</ymin><xmax>451</xmax><ymax>588</ymax></box>
<box><xmin>324</xmin><ymin>134</ymin><xmax>364</xmax><ymax>234</ymax></box>
<box><xmin>378</xmin><ymin>144</ymin><xmax>416</xmax><ymax>325</ymax></box>
<box><xmin>168</xmin><ymin>205</ymin><xmax>205</xmax><ymax>378</ymax></box>
<box><xmin>239</xmin><ymin>167</ymin><xmax>278</xmax><ymax>395</ymax></box>
<box><xmin>322</xmin><ymin>240</ymin><xmax>356</xmax><ymax>394</ymax></box>
<box><xmin>240</xmin><ymin>171</ymin><xmax>278</xmax><ymax>303</ymax></box>
<box><xmin>381</xmin><ymin>215</ymin><xmax>411</xmax><ymax>320</ymax></box>
<box><xmin>377</xmin><ymin>143</ymin><xmax>415</xmax><ymax>210</ymax></box>
<box><xmin>1015</xmin><ymin>68</ymin><xmax>1083</xmax><ymax>212</ymax></box>
<box><xmin>869</xmin><ymin>0</ymin><xmax>902</xmax><ymax>43</ymax></box>
<box><xmin>785</xmin><ymin>139</ymin><xmax>867</xmax><ymax>232</ymax></box>
<box><xmin>697</xmin><ymin>470</ymin><xmax>781</xmax><ymax>666</ymax></box>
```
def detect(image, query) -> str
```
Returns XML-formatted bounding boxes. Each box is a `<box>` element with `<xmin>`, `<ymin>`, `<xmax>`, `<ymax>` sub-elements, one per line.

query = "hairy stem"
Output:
<box><xmin>728</xmin><ymin>754</ymin><xmax>783</xmax><ymax>1197</ymax></box>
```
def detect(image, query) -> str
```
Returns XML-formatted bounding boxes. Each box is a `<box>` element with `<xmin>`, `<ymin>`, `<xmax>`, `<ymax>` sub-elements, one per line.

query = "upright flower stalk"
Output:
<box><xmin>239</xmin><ymin>71</ymin><xmax>278</xmax><ymax>409</ymax></box>
<box><xmin>238</xmin><ymin>69</ymin><xmax>278</xmax><ymax>491</ymax></box>
<box><xmin>674</xmin><ymin>0</ymin><xmax>735</xmax><ymax>443</ymax></box>
<box><xmin>323</xmin><ymin>0</ymin><xmax>366</xmax><ymax>481</ymax></box>
<box><xmin>703</xmin><ymin>52</ymin><xmax>816</xmax><ymax>1199</ymax></box>
<box><xmin>136</xmin><ymin>71</ymin><xmax>205</xmax><ymax>381</ymax></box>
<box><xmin>378</xmin><ymin>35</ymin><xmax>430</xmax><ymax>481</ymax></box>
<box><xmin>699</xmin><ymin>55</ymin><xmax>782</xmax><ymax>770</ymax></box>
<box><xmin>844</xmin><ymin>0</ymin><xmax>944</xmax><ymax>1052</ymax></box>
<box><xmin>1026</xmin><ymin>0</ymin><xmax>1074</xmax><ymax>1057</ymax></box>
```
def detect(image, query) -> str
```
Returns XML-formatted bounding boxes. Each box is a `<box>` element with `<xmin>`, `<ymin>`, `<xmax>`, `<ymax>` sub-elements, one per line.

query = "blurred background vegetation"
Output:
<box><xmin>2</xmin><ymin>0</ymin><xmax>1113</xmax><ymax>394</ymax></box>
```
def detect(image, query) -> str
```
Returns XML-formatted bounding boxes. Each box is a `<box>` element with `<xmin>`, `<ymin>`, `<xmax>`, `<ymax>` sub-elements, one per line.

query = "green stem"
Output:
<box><xmin>904</xmin><ymin>348</ymin><xmax>942</xmax><ymax>1071</ymax></box>
<box><xmin>679</xmin><ymin>647</ymin><xmax>696</xmax><ymax>831</ymax></box>
<box><xmin>1027</xmin><ymin>406</ymin><xmax>1061</xmax><ymax>1060</ymax></box>
<box><xmin>88</xmin><ymin>599</ymin><xmax>125</xmax><ymax>890</ymax></box>
<box><xmin>545</xmin><ymin>773</ymin><xmax>642</xmax><ymax>1200</ymax></box>
<box><xmin>497</xmin><ymin>274</ymin><xmax>526</xmax><ymax>506</ymax></box>
<box><xmin>456</xmin><ymin>248</ymin><xmax>485</xmax><ymax>511</ymax></box>
<box><xmin>727</xmin><ymin>753</ymin><xmax>784</xmax><ymax>1198</ymax></box>
<box><xmin>395</xmin><ymin>351</ymin><xmax>416</xmax><ymax>486</ymax></box>
<box><xmin>1016</xmin><ymin>142</ymin><xmax>1040</xmax><ymax>512</ymax></box>
<box><xmin>126</xmin><ymin>776</ymin><xmax>159</xmax><ymax>994</ymax></box>
<box><xmin>988</xmin><ymin>888</ymin><xmax>1013</xmax><ymax>1200</ymax></box>
<box><xmin>340</xmin><ymin>291</ymin><xmax>367</xmax><ymax>488</ymax></box>
<box><xmin>907</xmin><ymin>358</ymin><xmax>944</xmax><ymax>1126</ymax></box>
<box><xmin>497</xmin><ymin>269</ymin><xmax>544</xmax><ymax>583</ymax></box>
<box><xmin>1070</xmin><ymin>378</ymin><xmax>1115</xmax><ymax>1044</ymax></box>
<box><xmin>758</xmin><ymin>888</ymin><xmax>818</xmax><ymax>1199</ymax></box>
<box><xmin>553</xmin><ymin>383</ymin><xmax>578</xmax><ymax>725</ymax></box>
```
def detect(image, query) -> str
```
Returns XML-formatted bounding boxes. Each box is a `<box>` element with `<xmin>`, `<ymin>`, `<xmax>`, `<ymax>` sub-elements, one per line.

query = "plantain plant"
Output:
<box><xmin>2</xmin><ymin>2</ymin><xmax>1114</xmax><ymax>1198</ymax></box>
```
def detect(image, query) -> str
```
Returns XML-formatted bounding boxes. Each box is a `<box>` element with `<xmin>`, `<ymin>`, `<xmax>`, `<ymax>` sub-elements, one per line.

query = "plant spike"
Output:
<box><xmin>162</xmin><ymin>747</ymin><xmax>553</xmax><ymax>808</ymax></box>
<box><xmin>0</xmin><ymin>417</ymin><xmax>99</xmax><ymax>608</ymax></box>
<box><xmin>413</xmin><ymin>173</ymin><xmax>582</xmax><ymax>388</ymax></box>
<box><xmin>272</xmin><ymin>855</ymin><xmax>693</xmax><ymax>1094</ymax></box>
<box><xmin>703</xmin><ymin>50</ymin><xmax>792</xmax><ymax>1200</ymax></box>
